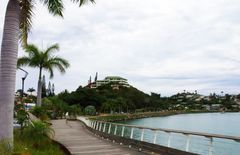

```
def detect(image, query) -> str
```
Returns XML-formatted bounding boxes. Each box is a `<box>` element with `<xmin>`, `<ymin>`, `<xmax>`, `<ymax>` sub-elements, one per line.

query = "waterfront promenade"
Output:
<box><xmin>51</xmin><ymin>119</ymin><xmax>148</xmax><ymax>155</ymax></box>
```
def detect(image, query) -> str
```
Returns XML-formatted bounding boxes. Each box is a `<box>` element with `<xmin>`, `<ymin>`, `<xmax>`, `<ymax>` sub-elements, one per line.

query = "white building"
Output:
<box><xmin>88</xmin><ymin>76</ymin><xmax>130</xmax><ymax>89</ymax></box>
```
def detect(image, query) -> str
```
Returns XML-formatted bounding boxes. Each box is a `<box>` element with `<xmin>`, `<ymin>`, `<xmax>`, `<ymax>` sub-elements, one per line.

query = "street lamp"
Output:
<box><xmin>18</xmin><ymin>68</ymin><xmax>28</xmax><ymax>98</ymax></box>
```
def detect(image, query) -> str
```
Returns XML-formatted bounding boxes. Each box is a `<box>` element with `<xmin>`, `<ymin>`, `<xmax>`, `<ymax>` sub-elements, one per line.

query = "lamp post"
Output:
<box><xmin>18</xmin><ymin>68</ymin><xmax>28</xmax><ymax>98</ymax></box>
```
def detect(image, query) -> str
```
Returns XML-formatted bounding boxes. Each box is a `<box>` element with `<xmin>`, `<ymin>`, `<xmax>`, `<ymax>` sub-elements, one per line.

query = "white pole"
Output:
<box><xmin>167</xmin><ymin>132</ymin><xmax>171</xmax><ymax>147</ymax></box>
<box><xmin>94</xmin><ymin>121</ymin><xmax>97</xmax><ymax>129</ymax></box>
<box><xmin>99</xmin><ymin>122</ymin><xmax>102</xmax><ymax>131</ymax></box>
<box><xmin>185</xmin><ymin>135</ymin><xmax>191</xmax><ymax>152</ymax></box>
<box><xmin>153</xmin><ymin>130</ymin><xmax>158</xmax><ymax>144</ymax></box>
<box><xmin>130</xmin><ymin>128</ymin><xmax>134</xmax><ymax>139</ymax></box>
<box><xmin>108</xmin><ymin>123</ymin><xmax>112</xmax><ymax>134</ymax></box>
<box><xmin>141</xmin><ymin>129</ymin><xmax>145</xmax><ymax>141</ymax></box>
<box><xmin>208</xmin><ymin>137</ymin><xmax>213</xmax><ymax>155</ymax></box>
<box><xmin>114</xmin><ymin>125</ymin><xmax>118</xmax><ymax>135</ymax></box>
<box><xmin>96</xmin><ymin>122</ymin><xmax>99</xmax><ymax>130</ymax></box>
<box><xmin>121</xmin><ymin>126</ymin><xmax>125</xmax><ymax>137</ymax></box>
<box><xmin>103</xmin><ymin>123</ymin><xmax>106</xmax><ymax>132</ymax></box>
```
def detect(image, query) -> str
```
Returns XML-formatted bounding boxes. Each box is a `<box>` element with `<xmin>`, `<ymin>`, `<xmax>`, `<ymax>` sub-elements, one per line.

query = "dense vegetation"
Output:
<box><xmin>57</xmin><ymin>84</ymin><xmax>169</xmax><ymax>113</ymax></box>
<box><xmin>56</xmin><ymin>84</ymin><xmax>240</xmax><ymax>114</ymax></box>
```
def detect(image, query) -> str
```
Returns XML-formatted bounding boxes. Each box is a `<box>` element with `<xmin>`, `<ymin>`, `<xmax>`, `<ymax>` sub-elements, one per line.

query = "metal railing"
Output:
<box><xmin>79</xmin><ymin>118</ymin><xmax>240</xmax><ymax>155</ymax></box>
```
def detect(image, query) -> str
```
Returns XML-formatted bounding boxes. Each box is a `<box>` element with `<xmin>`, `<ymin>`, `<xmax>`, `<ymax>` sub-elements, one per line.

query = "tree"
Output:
<box><xmin>0</xmin><ymin>0</ymin><xmax>95</xmax><ymax>143</ymax></box>
<box><xmin>42</xmin><ymin>75</ymin><xmax>47</xmax><ymax>98</ymax></box>
<box><xmin>27</xmin><ymin>87</ymin><xmax>35</xmax><ymax>96</ymax></box>
<box><xmin>84</xmin><ymin>105</ymin><xmax>96</xmax><ymax>116</ymax></box>
<box><xmin>47</xmin><ymin>81</ymin><xmax>52</xmax><ymax>96</ymax></box>
<box><xmin>17</xmin><ymin>43</ymin><xmax>70</xmax><ymax>107</ymax></box>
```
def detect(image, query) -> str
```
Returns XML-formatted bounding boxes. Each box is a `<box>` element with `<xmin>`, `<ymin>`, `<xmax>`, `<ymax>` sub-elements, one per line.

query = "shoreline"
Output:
<box><xmin>89</xmin><ymin>110</ymin><xmax>239</xmax><ymax>122</ymax></box>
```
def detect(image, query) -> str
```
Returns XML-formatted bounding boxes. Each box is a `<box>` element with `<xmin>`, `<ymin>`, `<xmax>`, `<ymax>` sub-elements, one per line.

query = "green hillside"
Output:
<box><xmin>58</xmin><ymin>84</ymin><xmax>166</xmax><ymax>113</ymax></box>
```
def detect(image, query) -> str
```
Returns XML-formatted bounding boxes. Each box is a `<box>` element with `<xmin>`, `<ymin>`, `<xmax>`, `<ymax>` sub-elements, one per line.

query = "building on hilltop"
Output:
<box><xmin>86</xmin><ymin>73</ymin><xmax>130</xmax><ymax>89</ymax></box>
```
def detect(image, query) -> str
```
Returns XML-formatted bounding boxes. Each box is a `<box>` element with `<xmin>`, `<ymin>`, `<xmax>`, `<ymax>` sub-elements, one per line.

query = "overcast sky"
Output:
<box><xmin>1</xmin><ymin>0</ymin><xmax>240</xmax><ymax>96</ymax></box>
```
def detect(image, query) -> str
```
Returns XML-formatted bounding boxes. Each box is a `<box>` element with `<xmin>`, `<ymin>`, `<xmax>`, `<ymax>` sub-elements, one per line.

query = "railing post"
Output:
<box><xmin>141</xmin><ymin>129</ymin><xmax>145</xmax><ymax>141</ymax></box>
<box><xmin>121</xmin><ymin>126</ymin><xmax>125</xmax><ymax>137</ymax></box>
<box><xmin>208</xmin><ymin>137</ymin><xmax>213</xmax><ymax>155</ymax></box>
<box><xmin>167</xmin><ymin>132</ymin><xmax>171</xmax><ymax>147</ymax></box>
<box><xmin>153</xmin><ymin>130</ymin><xmax>157</xmax><ymax>144</ymax></box>
<box><xmin>99</xmin><ymin>122</ymin><xmax>102</xmax><ymax>131</ymax></box>
<box><xmin>114</xmin><ymin>125</ymin><xmax>118</xmax><ymax>135</ymax></box>
<box><xmin>95</xmin><ymin>121</ymin><xmax>98</xmax><ymax>130</ymax></box>
<box><xmin>97</xmin><ymin>122</ymin><xmax>100</xmax><ymax>130</ymax></box>
<box><xmin>108</xmin><ymin>123</ymin><xmax>112</xmax><ymax>134</ymax></box>
<box><xmin>185</xmin><ymin>134</ymin><xmax>191</xmax><ymax>152</ymax></box>
<box><xmin>94</xmin><ymin>121</ymin><xmax>97</xmax><ymax>129</ymax></box>
<box><xmin>103</xmin><ymin>123</ymin><xmax>106</xmax><ymax>132</ymax></box>
<box><xmin>130</xmin><ymin>128</ymin><xmax>134</xmax><ymax>139</ymax></box>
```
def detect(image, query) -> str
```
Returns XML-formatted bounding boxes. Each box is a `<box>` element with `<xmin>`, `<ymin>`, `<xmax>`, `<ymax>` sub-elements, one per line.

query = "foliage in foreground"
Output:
<box><xmin>0</xmin><ymin>140</ymin><xmax>11</xmax><ymax>155</ymax></box>
<box><xmin>13</xmin><ymin>121</ymin><xmax>63</xmax><ymax>155</ymax></box>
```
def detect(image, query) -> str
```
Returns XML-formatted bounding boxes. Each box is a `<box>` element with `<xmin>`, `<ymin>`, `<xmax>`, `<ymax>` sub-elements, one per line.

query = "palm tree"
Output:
<box><xmin>27</xmin><ymin>87</ymin><xmax>35</xmax><ymax>96</ymax></box>
<box><xmin>0</xmin><ymin>0</ymin><xmax>94</xmax><ymax>143</ymax></box>
<box><xmin>17</xmin><ymin>43</ymin><xmax>70</xmax><ymax>107</ymax></box>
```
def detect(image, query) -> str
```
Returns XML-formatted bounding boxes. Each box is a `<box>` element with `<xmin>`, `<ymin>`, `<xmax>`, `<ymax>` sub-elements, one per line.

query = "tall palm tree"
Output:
<box><xmin>0</xmin><ymin>0</ymin><xmax>94</xmax><ymax>143</ymax></box>
<box><xmin>18</xmin><ymin>43</ymin><xmax>70</xmax><ymax>107</ymax></box>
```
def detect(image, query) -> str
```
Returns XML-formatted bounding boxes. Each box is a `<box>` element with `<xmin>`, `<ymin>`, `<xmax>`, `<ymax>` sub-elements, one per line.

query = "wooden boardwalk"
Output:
<box><xmin>51</xmin><ymin>120</ymin><xmax>148</xmax><ymax>155</ymax></box>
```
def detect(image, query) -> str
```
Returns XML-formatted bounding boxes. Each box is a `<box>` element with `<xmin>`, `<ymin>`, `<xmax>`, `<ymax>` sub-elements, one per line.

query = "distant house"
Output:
<box><xmin>211</xmin><ymin>104</ymin><xmax>221</xmax><ymax>110</ymax></box>
<box><xmin>87</xmin><ymin>74</ymin><xmax>130</xmax><ymax>89</ymax></box>
<box><xmin>202</xmin><ymin>105</ymin><xmax>211</xmax><ymax>111</ymax></box>
<box><xmin>186</xmin><ymin>94</ymin><xmax>193</xmax><ymax>99</ymax></box>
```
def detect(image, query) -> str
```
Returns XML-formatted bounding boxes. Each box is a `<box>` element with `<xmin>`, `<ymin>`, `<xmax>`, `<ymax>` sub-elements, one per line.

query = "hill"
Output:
<box><xmin>58</xmin><ymin>84</ymin><xmax>166</xmax><ymax>113</ymax></box>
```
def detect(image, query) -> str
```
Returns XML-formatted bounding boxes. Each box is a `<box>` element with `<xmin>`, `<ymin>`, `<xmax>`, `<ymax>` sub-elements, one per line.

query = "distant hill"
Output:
<box><xmin>58</xmin><ymin>84</ymin><xmax>164</xmax><ymax>112</ymax></box>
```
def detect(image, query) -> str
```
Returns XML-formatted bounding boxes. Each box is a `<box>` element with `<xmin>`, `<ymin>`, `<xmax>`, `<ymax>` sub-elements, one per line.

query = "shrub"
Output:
<box><xmin>67</xmin><ymin>105</ymin><xmax>82</xmax><ymax>119</ymax></box>
<box><xmin>84</xmin><ymin>105</ymin><xmax>96</xmax><ymax>116</ymax></box>
<box><xmin>31</xmin><ymin>106</ymin><xmax>49</xmax><ymax>121</ymax></box>
<box><xmin>23</xmin><ymin>121</ymin><xmax>54</xmax><ymax>149</ymax></box>
<box><xmin>16</xmin><ymin>108</ymin><xmax>29</xmax><ymax>131</ymax></box>
<box><xmin>13</xmin><ymin>126</ymin><xmax>63</xmax><ymax>155</ymax></box>
<box><xmin>48</xmin><ymin>96</ymin><xmax>68</xmax><ymax>119</ymax></box>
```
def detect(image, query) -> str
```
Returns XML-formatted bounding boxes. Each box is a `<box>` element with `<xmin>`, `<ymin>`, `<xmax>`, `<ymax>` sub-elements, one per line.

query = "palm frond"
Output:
<box><xmin>19</xmin><ymin>0</ymin><xmax>34</xmax><ymax>47</ymax></box>
<box><xmin>44</xmin><ymin>43</ymin><xmax>59</xmax><ymax>57</ymax></box>
<box><xmin>25</xmin><ymin>44</ymin><xmax>41</xmax><ymax>58</ymax></box>
<box><xmin>51</xmin><ymin>57</ymin><xmax>70</xmax><ymax>68</ymax></box>
<box><xmin>46</xmin><ymin>66</ymin><xmax>54</xmax><ymax>78</ymax></box>
<box><xmin>17</xmin><ymin>57</ymin><xmax>31</xmax><ymax>68</ymax></box>
<box><xmin>51</xmin><ymin>62</ymin><xmax>66</xmax><ymax>73</ymax></box>
<box><xmin>40</xmin><ymin>0</ymin><xmax>64</xmax><ymax>17</ymax></box>
<box><xmin>43</xmin><ymin>56</ymin><xmax>70</xmax><ymax>75</ymax></box>
<box><xmin>21</xmin><ymin>44</ymin><xmax>43</xmax><ymax>67</ymax></box>
<box><xmin>71</xmin><ymin>0</ymin><xmax>95</xmax><ymax>6</ymax></box>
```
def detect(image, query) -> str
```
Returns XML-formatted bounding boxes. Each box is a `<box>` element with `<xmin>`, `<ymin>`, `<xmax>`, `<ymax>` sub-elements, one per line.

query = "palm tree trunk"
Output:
<box><xmin>37</xmin><ymin>67</ymin><xmax>42</xmax><ymax>106</ymax></box>
<box><xmin>0</xmin><ymin>0</ymin><xmax>20</xmax><ymax>143</ymax></box>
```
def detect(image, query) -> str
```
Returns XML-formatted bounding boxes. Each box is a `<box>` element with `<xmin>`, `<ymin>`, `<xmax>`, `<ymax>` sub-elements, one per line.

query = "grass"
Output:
<box><xmin>10</xmin><ymin>120</ymin><xmax>65</xmax><ymax>155</ymax></box>
<box><xmin>12</xmin><ymin>130</ymin><xmax>64</xmax><ymax>155</ymax></box>
<box><xmin>13</xmin><ymin>129</ymin><xmax>64</xmax><ymax>155</ymax></box>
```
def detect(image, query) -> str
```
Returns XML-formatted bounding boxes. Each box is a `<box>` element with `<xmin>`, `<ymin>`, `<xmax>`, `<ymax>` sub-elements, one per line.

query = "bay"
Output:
<box><xmin>119</xmin><ymin>112</ymin><xmax>240</xmax><ymax>155</ymax></box>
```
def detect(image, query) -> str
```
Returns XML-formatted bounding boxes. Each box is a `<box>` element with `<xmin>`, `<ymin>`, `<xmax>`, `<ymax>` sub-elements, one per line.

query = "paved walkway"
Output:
<box><xmin>51</xmin><ymin>120</ymin><xmax>148</xmax><ymax>155</ymax></box>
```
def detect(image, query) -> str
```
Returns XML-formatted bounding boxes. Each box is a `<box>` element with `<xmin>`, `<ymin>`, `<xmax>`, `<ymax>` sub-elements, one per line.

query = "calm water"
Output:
<box><xmin>119</xmin><ymin>112</ymin><xmax>240</xmax><ymax>155</ymax></box>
